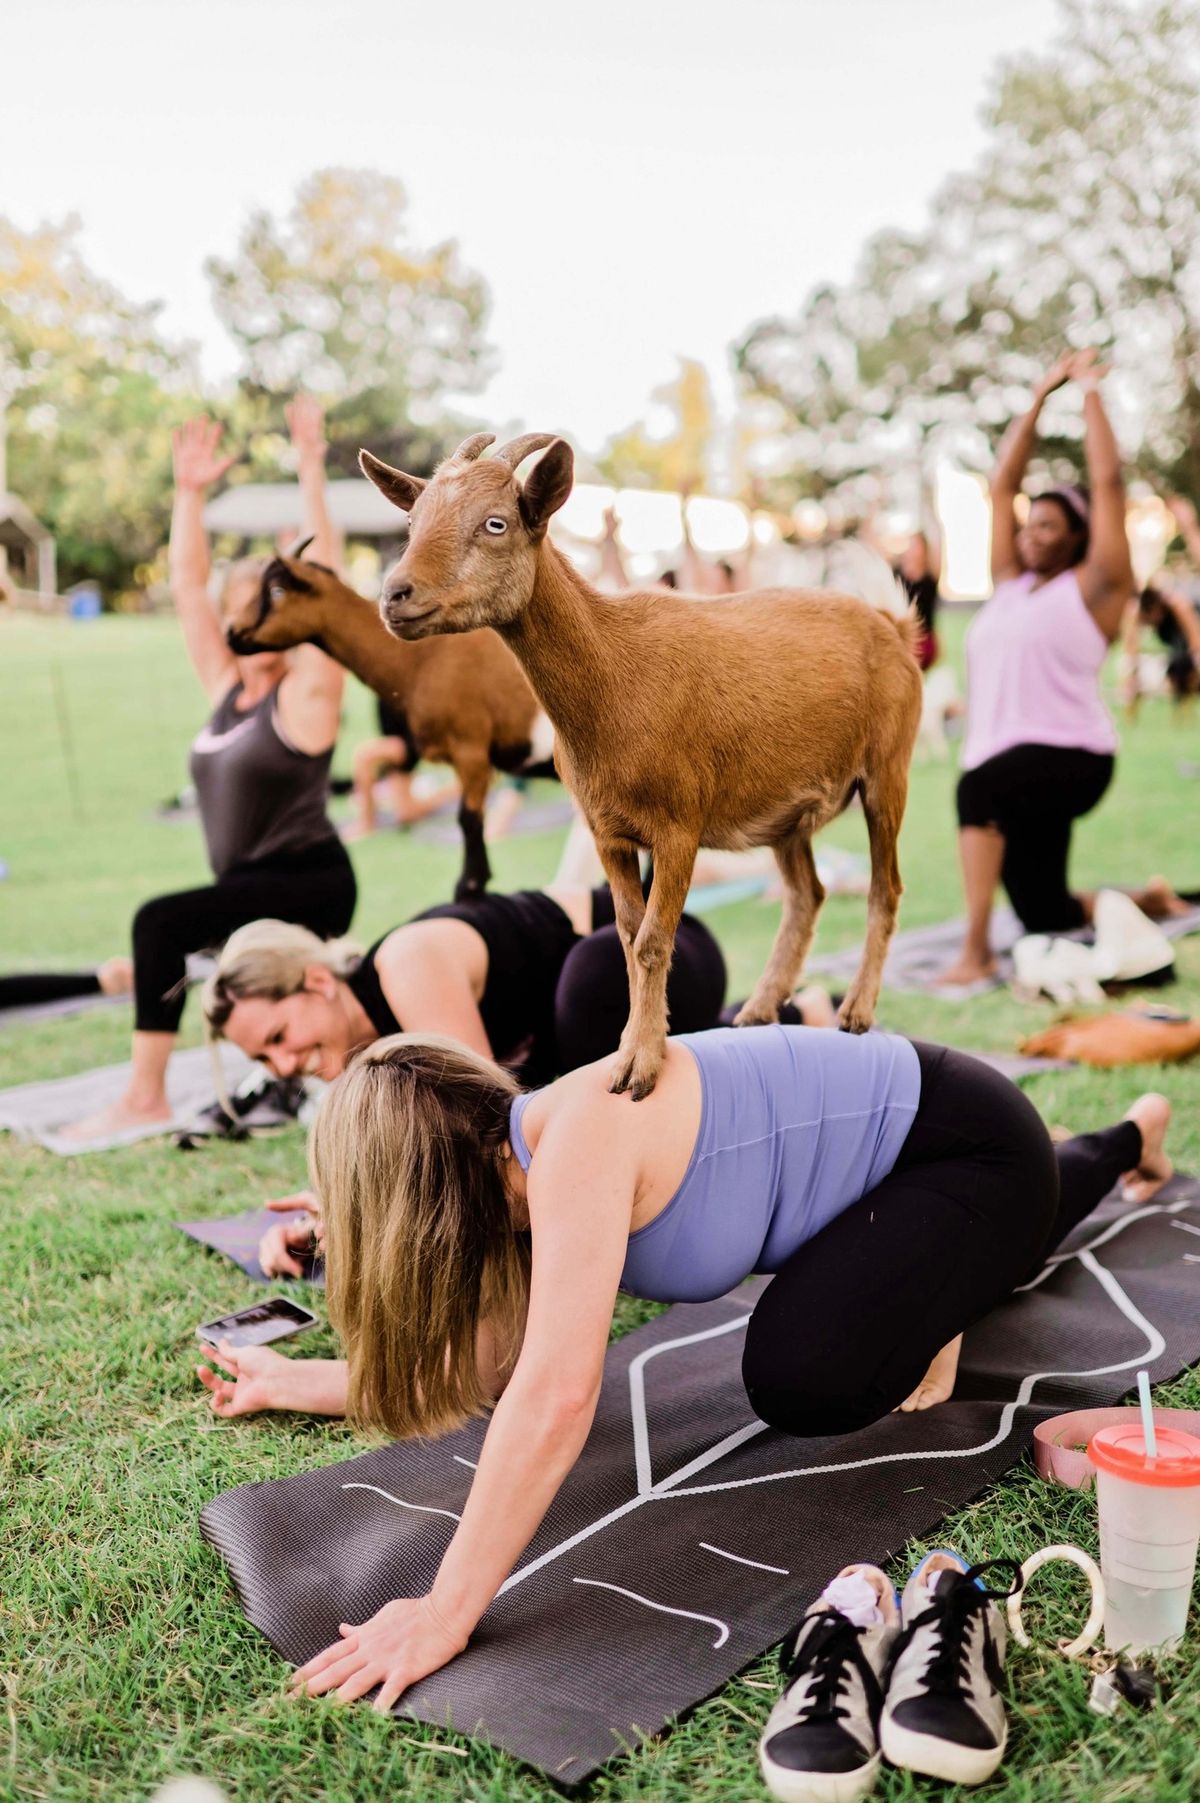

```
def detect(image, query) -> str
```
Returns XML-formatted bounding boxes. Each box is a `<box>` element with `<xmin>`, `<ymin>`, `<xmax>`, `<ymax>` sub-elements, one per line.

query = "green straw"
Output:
<box><xmin>1137</xmin><ymin>1370</ymin><xmax>1158</xmax><ymax>1459</ymax></box>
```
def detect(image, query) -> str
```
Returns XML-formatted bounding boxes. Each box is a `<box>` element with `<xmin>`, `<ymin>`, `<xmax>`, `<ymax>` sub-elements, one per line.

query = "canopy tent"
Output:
<box><xmin>203</xmin><ymin>479</ymin><xmax>407</xmax><ymax>541</ymax></box>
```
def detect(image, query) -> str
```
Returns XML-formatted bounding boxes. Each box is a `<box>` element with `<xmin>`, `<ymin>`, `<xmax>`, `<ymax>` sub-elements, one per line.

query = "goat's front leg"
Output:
<box><xmin>594</xmin><ymin>835</ymin><xmax>646</xmax><ymax>1016</ymax></box>
<box><xmin>735</xmin><ymin>832</ymin><xmax>825</xmax><ymax>1025</ymax></box>
<box><xmin>450</xmin><ymin>747</ymin><xmax>493</xmax><ymax>901</ymax></box>
<box><xmin>606</xmin><ymin>834</ymin><xmax>697</xmax><ymax>1101</ymax></box>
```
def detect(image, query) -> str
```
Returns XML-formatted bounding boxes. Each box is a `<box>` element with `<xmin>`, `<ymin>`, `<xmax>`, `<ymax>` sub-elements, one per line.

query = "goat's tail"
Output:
<box><xmin>887</xmin><ymin>606</ymin><xmax>924</xmax><ymax>661</ymax></box>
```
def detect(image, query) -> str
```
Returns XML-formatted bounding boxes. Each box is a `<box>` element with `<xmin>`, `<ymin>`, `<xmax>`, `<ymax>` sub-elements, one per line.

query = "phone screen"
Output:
<box><xmin>197</xmin><ymin>1296</ymin><xmax>319</xmax><ymax>1348</ymax></box>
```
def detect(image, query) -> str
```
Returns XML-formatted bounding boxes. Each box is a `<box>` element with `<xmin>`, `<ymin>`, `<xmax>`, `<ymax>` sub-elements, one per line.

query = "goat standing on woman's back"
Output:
<box><xmin>361</xmin><ymin>432</ymin><xmax>923</xmax><ymax>1099</ymax></box>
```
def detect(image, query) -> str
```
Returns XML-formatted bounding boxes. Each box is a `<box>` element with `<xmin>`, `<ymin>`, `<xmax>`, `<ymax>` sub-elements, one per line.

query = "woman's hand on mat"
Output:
<box><xmin>260</xmin><ymin>1192</ymin><xmax>323</xmax><ymax>1277</ymax></box>
<box><xmin>196</xmin><ymin>1340</ymin><xmax>290</xmax><ymax>1416</ymax></box>
<box><xmin>895</xmin><ymin>1335</ymin><xmax>963</xmax><ymax>1413</ymax></box>
<box><xmin>172</xmin><ymin>417</ymin><xmax>236</xmax><ymax>493</ymax></box>
<box><xmin>290</xmin><ymin>1595</ymin><xmax>469</xmax><ymax>1713</ymax></box>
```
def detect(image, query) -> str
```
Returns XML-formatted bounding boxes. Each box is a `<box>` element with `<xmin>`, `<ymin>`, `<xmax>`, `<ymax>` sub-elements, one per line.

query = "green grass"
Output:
<box><xmin>2</xmin><ymin>607</ymin><xmax>1199</xmax><ymax>1802</ymax></box>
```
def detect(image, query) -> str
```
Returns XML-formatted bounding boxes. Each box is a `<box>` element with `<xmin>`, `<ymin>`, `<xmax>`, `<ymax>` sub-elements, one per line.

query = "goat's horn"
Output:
<box><xmin>493</xmin><ymin>433</ymin><xmax>559</xmax><ymax>471</ymax></box>
<box><xmin>288</xmin><ymin>533</ymin><xmax>316</xmax><ymax>560</ymax></box>
<box><xmin>449</xmin><ymin>433</ymin><xmax>496</xmax><ymax>464</ymax></box>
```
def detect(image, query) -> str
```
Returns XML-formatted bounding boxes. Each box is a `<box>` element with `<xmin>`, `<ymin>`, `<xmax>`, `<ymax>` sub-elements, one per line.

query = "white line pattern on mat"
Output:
<box><xmin>700</xmin><ymin>1542</ymin><xmax>790</xmax><ymax>1575</ymax></box>
<box><xmin>573</xmin><ymin>1578</ymin><xmax>730</xmax><ymax>1648</ymax></box>
<box><xmin>342</xmin><ymin>1483</ymin><xmax>462</xmax><ymax>1523</ymax></box>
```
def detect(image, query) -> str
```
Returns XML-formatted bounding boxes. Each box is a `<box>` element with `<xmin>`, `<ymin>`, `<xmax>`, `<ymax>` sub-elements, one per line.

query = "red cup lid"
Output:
<box><xmin>1089</xmin><ymin>1422</ymin><xmax>1200</xmax><ymax>1487</ymax></box>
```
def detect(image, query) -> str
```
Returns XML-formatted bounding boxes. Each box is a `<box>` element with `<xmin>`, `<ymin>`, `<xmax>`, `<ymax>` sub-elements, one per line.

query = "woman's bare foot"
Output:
<box><xmin>1137</xmin><ymin>876</ymin><xmax>1191</xmax><ymax>920</ymax></box>
<box><xmin>1121</xmin><ymin>1092</ymin><xmax>1173</xmax><ymax>1203</ymax></box>
<box><xmin>61</xmin><ymin>1094</ymin><xmax>172</xmax><ymax>1142</ymax></box>
<box><xmin>934</xmin><ymin>955</ymin><xmax>998</xmax><ymax>988</ymax></box>
<box><xmin>897</xmin><ymin>1336</ymin><xmax>963</xmax><ymax>1412</ymax></box>
<box><xmin>97</xmin><ymin>956</ymin><xmax>133</xmax><ymax>996</ymax></box>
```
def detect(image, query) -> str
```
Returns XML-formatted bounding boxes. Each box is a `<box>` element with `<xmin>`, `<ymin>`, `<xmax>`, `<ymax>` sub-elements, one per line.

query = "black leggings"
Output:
<box><xmin>132</xmin><ymin>842</ymin><xmax>357</xmax><ymax>1033</ymax></box>
<box><xmin>553</xmin><ymin>915</ymin><xmax>727</xmax><ymax>1071</ymax></box>
<box><xmin>0</xmin><ymin>972</ymin><xmax>103</xmax><ymax>1011</ymax></box>
<box><xmin>742</xmin><ymin>1040</ymin><xmax>1140</xmax><ymax>1437</ymax></box>
<box><xmin>956</xmin><ymin>743</ymin><xmax>1114</xmax><ymax>932</ymax></box>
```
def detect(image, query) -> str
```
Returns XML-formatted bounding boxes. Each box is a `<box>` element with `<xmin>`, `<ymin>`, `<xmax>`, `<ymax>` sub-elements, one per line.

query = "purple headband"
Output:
<box><xmin>1038</xmin><ymin>484</ymin><xmax>1091</xmax><ymax>526</ymax></box>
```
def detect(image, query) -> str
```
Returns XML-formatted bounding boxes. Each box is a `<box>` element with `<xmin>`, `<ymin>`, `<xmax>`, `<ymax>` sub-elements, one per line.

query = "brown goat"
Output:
<box><xmin>361</xmin><ymin>432</ymin><xmax>923</xmax><ymax>1098</ymax></box>
<box><xmin>224</xmin><ymin>548</ymin><xmax>544</xmax><ymax>899</ymax></box>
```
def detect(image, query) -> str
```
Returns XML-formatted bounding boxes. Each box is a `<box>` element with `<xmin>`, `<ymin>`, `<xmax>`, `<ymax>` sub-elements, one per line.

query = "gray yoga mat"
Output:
<box><xmin>179</xmin><ymin>1206</ymin><xmax>324</xmax><ymax>1284</ymax></box>
<box><xmin>202</xmin><ymin>1175</ymin><xmax>1200</xmax><ymax>1782</ymax></box>
<box><xmin>411</xmin><ymin>794</ymin><xmax>576</xmax><ymax>847</ymax></box>
<box><xmin>0</xmin><ymin>988</ymin><xmax>125</xmax><ymax>1032</ymax></box>
<box><xmin>0</xmin><ymin>1041</ymin><xmax>251</xmax><ymax>1154</ymax></box>
<box><xmin>808</xmin><ymin>902</ymin><xmax>1200</xmax><ymax>993</ymax></box>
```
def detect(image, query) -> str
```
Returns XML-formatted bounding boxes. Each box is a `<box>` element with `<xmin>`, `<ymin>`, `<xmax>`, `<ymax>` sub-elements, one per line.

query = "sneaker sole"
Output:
<box><xmin>880</xmin><ymin>1716</ymin><xmax>1006</xmax><ymax>1786</ymax></box>
<box><xmin>758</xmin><ymin>1747</ymin><xmax>881</xmax><ymax>1803</ymax></box>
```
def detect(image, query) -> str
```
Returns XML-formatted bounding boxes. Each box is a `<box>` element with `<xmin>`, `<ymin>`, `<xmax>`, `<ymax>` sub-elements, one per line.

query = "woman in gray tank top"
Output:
<box><xmin>65</xmin><ymin>400</ymin><xmax>355</xmax><ymax>1145</ymax></box>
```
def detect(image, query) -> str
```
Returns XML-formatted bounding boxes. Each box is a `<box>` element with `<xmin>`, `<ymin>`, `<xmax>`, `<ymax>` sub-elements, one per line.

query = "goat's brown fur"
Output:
<box><xmin>363</xmin><ymin>432</ymin><xmax>923</xmax><ymax>1096</ymax></box>
<box><xmin>224</xmin><ymin>554</ymin><xmax>542</xmax><ymax>899</ymax></box>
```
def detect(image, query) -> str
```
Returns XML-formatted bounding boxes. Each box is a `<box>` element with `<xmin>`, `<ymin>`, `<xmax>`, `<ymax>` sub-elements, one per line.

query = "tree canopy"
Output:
<box><xmin>206</xmin><ymin>168</ymin><xmax>494</xmax><ymax>477</ymax></box>
<box><xmin>735</xmin><ymin>0</ymin><xmax>1200</xmax><ymax>511</ymax></box>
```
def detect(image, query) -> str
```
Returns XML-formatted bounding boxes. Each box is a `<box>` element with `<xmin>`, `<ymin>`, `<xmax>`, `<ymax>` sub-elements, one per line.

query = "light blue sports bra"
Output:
<box><xmin>507</xmin><ymin>1024</ymin><xmax>921</xmax><ymax>1303</ymax></box>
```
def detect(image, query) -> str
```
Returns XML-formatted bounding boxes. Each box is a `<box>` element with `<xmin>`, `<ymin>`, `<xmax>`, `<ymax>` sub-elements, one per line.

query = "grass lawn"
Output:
<box><xmin>2</xmin><ymin>605</ymin><xmax>1200</xmax><ymax>1802</ymax></box>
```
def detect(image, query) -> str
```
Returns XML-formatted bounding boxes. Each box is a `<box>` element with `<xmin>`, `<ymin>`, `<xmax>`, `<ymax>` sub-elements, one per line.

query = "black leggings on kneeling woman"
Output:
<box><xmin>742</xmin><ymin>1040</ymin><xmax>1140</xmax><ymax>1437</ymax></box>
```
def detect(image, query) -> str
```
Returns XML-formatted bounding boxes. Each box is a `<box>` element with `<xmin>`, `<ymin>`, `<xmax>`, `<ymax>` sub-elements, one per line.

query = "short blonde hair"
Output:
<box><xmin>211</xmin><ymin>556</ymin><xmax>269</xmax><ymax>613</ymax></box>
<box><xmin>201</xmin><ymin>919</ymin><xmax>362</xmax><ymax>1042</ymax></box>
<box><xmin>309</xmin><ymin>1033</ymin><xmax>530</xmax><ymax>1441</ymax></box>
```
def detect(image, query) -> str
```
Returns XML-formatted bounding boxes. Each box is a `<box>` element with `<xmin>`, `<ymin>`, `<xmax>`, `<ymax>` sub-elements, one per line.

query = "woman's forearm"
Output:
<box><xmin>271</xmin><ymin>1356</ymin><xmax>349</xmax><ymax>1415</ymax></box>
<box><xmin>297</xmin><ymin>454</ymin><xmax>342</xmax><ymax>573</ymax></box>
<box><xmin>991</xmin><ymin>396</ymin><xmax>1044</xmax><ymax>497</ymax></box>
<box><xmin>169</xmin><ymin>487</ymin><xmax>212</xmax><ymax>596</ymax></box>
<box><xmin>1081</xmin><ymin>387</ymin><xmax>1123</xmax><ymax>491</ymax></box>
<box><xmin>427</xmin><ymin>1380</ymin><xmax>597</xmax><ymax>1637</ymax></box>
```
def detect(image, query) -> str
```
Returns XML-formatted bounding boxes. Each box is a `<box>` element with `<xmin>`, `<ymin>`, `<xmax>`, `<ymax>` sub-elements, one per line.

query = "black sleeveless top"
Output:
<box><xmin>346</xmin><ymin>889</ymin><xmax>600</xmax><ymax>1086</ymax></box>
<box><xmin>189</xmin><ymin>682</ymin><xmax>338</xmax><ymax>877</ymax></box>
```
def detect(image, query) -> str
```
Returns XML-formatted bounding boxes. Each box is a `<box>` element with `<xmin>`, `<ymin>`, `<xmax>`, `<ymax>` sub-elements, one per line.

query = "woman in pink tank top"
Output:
<box><xmin>940</xmin><ymin>351</ymin><xmax>1177</xmax><ymax>986</ymax></box>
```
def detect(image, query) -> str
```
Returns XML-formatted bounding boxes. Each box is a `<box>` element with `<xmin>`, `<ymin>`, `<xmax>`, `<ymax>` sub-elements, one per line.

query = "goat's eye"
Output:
<box><xmin>268</xmin><ymin>584</ymin><xmax>286</xmax><ymax>602</ymax></box>
<box><xmin>483</xmin><ymin>517</ymin><xmax>508</xmax><ymax>536</ymax></box>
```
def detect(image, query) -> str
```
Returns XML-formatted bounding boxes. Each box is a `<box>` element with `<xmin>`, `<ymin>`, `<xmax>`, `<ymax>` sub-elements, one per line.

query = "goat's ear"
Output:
<box><xmin>359</xmin><ymin>449</ymin><xmax>426</xmax><ymax>512</ymax></box>
<box><xmin>518</xmin><ymin>439</ymin><xmax>574</xmax><ymax>538</ymax></box>
<box><xmin>262</xmin><ymin>556</ymin><xmax>316</xmax><ymax>596</ymax></box>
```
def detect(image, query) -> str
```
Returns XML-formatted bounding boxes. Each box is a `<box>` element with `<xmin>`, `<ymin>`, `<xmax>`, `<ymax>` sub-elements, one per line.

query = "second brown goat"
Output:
<box><xmin>225</xmin><ymin>547</ymin><xmax>546</xmax><ymax>899</ymax></box>
<box><xmin>360</xmin><ymin>432</ymin><xmax>924</xmax><ymax>1100</ymax></box>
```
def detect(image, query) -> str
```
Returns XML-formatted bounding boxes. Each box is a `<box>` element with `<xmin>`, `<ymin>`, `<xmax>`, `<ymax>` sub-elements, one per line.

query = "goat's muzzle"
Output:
<box><xmin>379</xmin><ymin>579</ymin><xmax>440</xmax><ymax>639</ymax></box>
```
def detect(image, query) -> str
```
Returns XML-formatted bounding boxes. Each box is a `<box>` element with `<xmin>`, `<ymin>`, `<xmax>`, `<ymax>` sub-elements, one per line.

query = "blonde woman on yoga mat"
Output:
<box><xmin>197</xmin><ymin>1026</ymin><xmax>1172</xmax><ymax>1710</ymax></box>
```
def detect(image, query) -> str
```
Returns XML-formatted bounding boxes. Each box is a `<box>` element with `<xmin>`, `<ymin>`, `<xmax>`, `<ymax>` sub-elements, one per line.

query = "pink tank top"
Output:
<box><xmin>962</xmin><ymin>567</ymin><xmax>1117</xmax><ymax>772</ymax></box>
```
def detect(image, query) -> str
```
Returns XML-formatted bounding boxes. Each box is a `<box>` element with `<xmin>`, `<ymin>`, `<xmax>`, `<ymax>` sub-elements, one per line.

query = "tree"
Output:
<box><xmin>735</xmin><ymin>1</ymin><xmax>1200</xmax><ymax>511</ymax></box>
<box><xmin>596</xmin><ymin>359</ymin><xmax>716</xmax><ymax>492</ymax></box>
<box><xmin>206</xmin><ymin>168</ymin><xmax>494</xmax><ymax>476</ymax></box>
<box><xmin>0</xmin><ymin>216</ymin><xmax>194</xmax><ymax>598</ymax></box>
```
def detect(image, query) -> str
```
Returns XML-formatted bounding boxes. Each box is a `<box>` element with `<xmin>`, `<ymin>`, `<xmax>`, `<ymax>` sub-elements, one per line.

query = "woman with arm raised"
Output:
<box><xmin>939</xmin><ymin>350</ymin><xmax>1180</xmax><ymax>988</ymax></box>
<box><xmin>66</xmin><ymin>400</ymin><xmax>355</xmax><ymax>1142</ymax></box>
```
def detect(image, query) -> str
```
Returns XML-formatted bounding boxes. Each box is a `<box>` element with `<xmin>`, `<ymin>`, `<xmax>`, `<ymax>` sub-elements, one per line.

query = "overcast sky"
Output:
<box><xmin>6</xmin><ymin>0</ymin><xmax>1061</xmax><ymax>449</ymax></box>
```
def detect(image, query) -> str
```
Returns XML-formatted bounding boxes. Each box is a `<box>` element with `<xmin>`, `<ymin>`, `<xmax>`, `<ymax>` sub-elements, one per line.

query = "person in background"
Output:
<box><xmin>344</xmin><ymin>695</ymin><xmax>459</xmax><ymax>841</ymax></box>
<box><xmin>1122</xmin><ymin>580</ymin><xmax>1200</xmax><ymax>713</ymax></box>
<box><xmin>938</xmin><ymin>349</ymin><xmax>1182</xmax><ymax>988</ymax></box>
<box><xmin>65</xmin><ymin>401</ymin><xmax>354</xmax><ymax>1142</ymax></box>
<box><xmin>895</xmin><ymin>530</ymin><xmax>941</xmax><ymax>670</ymax></box>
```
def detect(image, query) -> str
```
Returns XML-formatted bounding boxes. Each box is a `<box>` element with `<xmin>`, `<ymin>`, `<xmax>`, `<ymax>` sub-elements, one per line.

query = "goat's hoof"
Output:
<box><xmin>731</xmin><ymin>1001</ymin><xmax>781</xmax><ymax>1028</ymax></box>
<box><xmin>454</xmin><ymin>881</ymin><xmax>486</xmax><ymax>902</ymax></box>
<box><xmin>608</xmin><ymin>1046</ymin><xmax>663</xmax><ymax>1100</ymax></box>
<box><xmin>836</xmin><ymin>1000</ymin><xmax>874</xmax><ymax>1035</ymax></box>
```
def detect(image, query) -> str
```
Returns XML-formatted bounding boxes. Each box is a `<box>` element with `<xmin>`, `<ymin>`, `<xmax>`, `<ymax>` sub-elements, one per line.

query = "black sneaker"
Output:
<box><xmin>759</xmin><ymin>1564</ymin><xmax>899</xmax><ymax>1803</ymax></box>
<box><xmin>881</xmin><ymin>1550</ymin><xmax>1022</xmax><ymax>1786</ymax></box>
<box><xmin>175</xmin><ymin>1070</ymin><xmax>309</xmax><ymax>1148</ymax></box>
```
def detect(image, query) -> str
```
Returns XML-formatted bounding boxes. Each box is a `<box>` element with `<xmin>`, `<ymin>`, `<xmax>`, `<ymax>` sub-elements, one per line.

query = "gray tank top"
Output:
<box><xmin>189</xmin><ymin>682</ymin><xmax>338</xmax><ymax>877</ymax></box>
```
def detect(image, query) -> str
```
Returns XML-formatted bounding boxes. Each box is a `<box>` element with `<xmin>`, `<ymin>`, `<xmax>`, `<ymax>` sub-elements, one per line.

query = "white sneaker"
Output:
<box><xmin>880</xmin><ymin>1549</ymin><xmax>1022</xmax><ymax>1786</ymax></box>
<box><xmin>759</xmin><ymin>1564</ymin><xmax>899</xmax><ymax>1803</ymax></box>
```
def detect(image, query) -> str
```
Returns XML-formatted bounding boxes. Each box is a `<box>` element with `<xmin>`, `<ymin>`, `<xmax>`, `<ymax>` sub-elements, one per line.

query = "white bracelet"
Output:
<box><xmin>1006</xmin><ymin>1544</ymin><xmax>1106</xmax><ymax>1660</ymax></box>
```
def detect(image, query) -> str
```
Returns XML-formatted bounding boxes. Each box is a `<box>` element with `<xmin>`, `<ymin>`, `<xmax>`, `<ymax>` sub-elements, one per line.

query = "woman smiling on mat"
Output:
<box><xmin>197</xmin><ymin>1025</ymin><xmax>1173</xmax><ymax>1713</ymax></box>
<box><xmin>202</xmin><ymin>889</ymin><xmax>726</xmax><ymax>1275</ymax></box>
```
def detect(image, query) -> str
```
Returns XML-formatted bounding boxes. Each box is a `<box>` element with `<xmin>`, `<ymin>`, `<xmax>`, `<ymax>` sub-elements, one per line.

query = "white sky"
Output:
<box><xmin>4</xmin><ymin>0</ymin><xmax>1061</xmax><ymax>451</ymax></box>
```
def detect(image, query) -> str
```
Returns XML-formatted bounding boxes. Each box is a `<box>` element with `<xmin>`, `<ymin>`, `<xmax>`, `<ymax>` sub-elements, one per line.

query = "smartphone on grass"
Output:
<box><xmin>197</xmin><ymin>1296</ymin><xmax>320</xmax><ymax>1349</ymax></box>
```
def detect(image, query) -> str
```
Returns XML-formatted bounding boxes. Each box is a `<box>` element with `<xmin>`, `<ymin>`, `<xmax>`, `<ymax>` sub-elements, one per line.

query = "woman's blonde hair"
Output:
<box><xmin>309</xmin><ymin>1033</ymin><xmax>530</xmax><ymax>1441</ymax></box>
<box><xmin>201</xmin><ymin>918</ymin><xmax>362</xmax><ymax>1043</ymax></box>
<box><xmin>212</xmin><ymin>556</ymin><xmax>269</xmax><ymax>614</ymax></box>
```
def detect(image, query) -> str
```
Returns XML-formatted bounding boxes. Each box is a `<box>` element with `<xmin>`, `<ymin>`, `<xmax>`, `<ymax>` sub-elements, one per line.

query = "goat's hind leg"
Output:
<box><xmin>604</xmin><ymin>833</ymin><xmax>697</xmax><ymax>1100</ymax></box>
<box><xmin>734</xmin><ymin>832</ymin><xmax>825</xmax><ymax>1026</ymax></box>
<box><xmin>451</xmin><ymin>746</ymin><xmax>493</xmax><ymax>900</ymax></box>
<box><xmin>838</xmin><ymin>769</ymin><xmax>906</xmax><ymax>1033</ymax></box>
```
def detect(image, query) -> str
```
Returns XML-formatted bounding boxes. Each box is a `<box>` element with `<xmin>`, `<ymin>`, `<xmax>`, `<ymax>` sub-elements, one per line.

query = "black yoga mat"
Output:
<box><xmin>202</xmin><ymin>1175</ymin><xmax>1200</xmax><ymax>1783</ymax></box>
<box><xmin>178</xmin><ymin>1207</ymin><xmax>324</xmax><ymax>1284</ymax></box>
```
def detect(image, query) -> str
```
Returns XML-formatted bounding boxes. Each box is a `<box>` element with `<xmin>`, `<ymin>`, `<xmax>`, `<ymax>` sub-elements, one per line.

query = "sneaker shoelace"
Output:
<box><xmin>890</xmin><ymin>1558</ymin><xmax>1023</xmax><ymax>1702</ymax></box>
<box><xmin>781</xmin><ymin>1609</ymin><xmax>885</xmax><ymax>1730</ymax></box>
